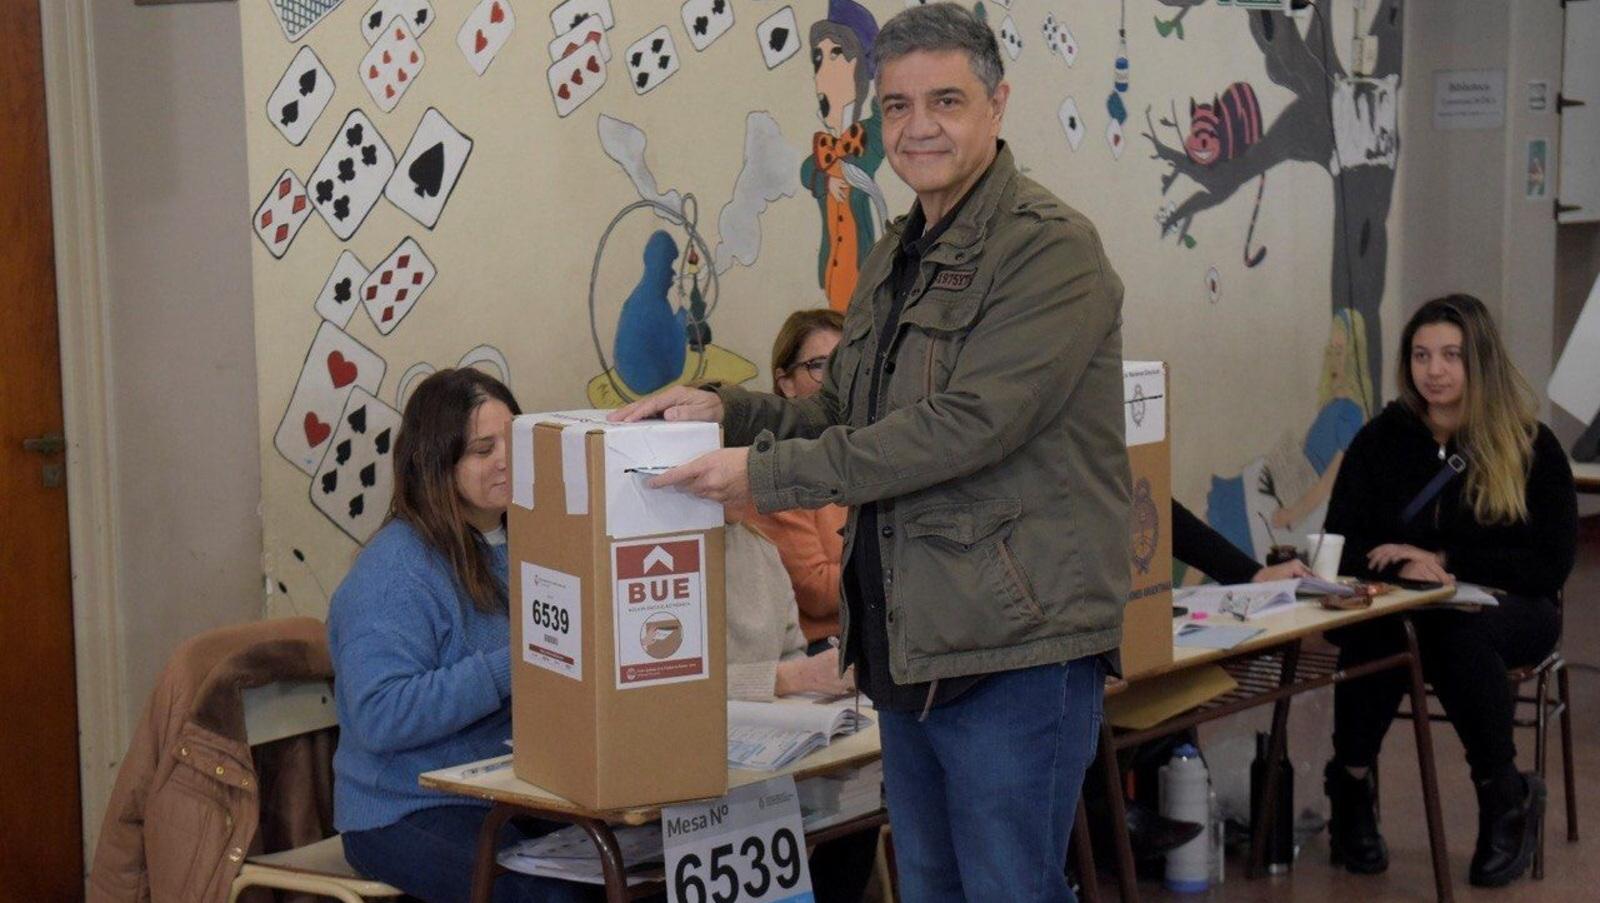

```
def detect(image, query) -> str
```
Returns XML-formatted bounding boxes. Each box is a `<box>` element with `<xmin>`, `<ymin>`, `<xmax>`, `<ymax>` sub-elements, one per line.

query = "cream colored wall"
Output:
<box><xmin>88</xmin><ymin>0</ymin><xmax>263</xmax><ymax>743</ymax></box>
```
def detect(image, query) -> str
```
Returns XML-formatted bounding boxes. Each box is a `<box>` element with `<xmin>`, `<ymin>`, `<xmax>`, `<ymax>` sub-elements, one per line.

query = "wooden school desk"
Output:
<box><xmin>1086</xmin><ymin>584</ymin><xmax>1457</xmax><ymax>903</ymax></box>
<box><xmin>421</xmin><ymin>719</ymin><xmax>884</xmax><ymax>903</ymax></box>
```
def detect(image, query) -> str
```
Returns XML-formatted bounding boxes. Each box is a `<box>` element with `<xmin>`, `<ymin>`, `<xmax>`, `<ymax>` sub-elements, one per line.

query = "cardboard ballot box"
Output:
<box><xmin>1121</xmin><ymin>362</ymin><xmax>1174</xmax><ymax>677</ymax></box>
<box><xmin>507</xmin><ymin>411</ymin><xmax>728</xmax><ymax>810</ymax></box>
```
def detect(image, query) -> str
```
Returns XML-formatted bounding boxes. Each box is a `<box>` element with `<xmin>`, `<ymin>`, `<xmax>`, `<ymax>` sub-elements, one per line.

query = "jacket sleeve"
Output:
<box><xmin>86</xmin><ymin>684</ymin><xmax>168</xmax><ymax>902</ymax></box>
<box><xmin>1324</xmin><ymin>425</ymin><xmax>1392</xmax><ymax>580</ymax></box>
<box><xmin>1446</xmin><ymin>427</ymin><xmax>1578</xmax><ymax>599</ymax></box>
<box><xmin>329</xmin><ymin>563</ymin><xmax>509</xmax><ymax>754</ymax></box>
<box><xmin>1172</xmin><ymin>500</ymin><xmax>1261</xmax><ymax>584</ymax></box>
<box><xmin>747</xmin><ymin>218</ymin><xmax>1120</xmax><ymax>512</ymax></box>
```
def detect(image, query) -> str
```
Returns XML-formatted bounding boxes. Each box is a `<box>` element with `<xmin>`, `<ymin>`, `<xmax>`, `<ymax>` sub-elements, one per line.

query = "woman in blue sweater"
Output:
<box><xmin>329</xmin><ymin>368</ymin><xmax>589</xmax><ymax>903</ymax></box>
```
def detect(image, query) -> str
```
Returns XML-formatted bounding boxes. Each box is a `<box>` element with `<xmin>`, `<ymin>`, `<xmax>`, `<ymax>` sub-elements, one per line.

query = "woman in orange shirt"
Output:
<box><xmin>747</xmin><ymin>309</ymin><xmax>849</xmax><ymax>652</ymax></box>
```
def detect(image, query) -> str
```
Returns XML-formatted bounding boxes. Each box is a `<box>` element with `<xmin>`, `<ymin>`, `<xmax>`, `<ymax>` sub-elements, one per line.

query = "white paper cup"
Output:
<box><xmin>1307</xmin><ymin>533</ymin><xmax>1345</xmax><ymax>581</ymax></box>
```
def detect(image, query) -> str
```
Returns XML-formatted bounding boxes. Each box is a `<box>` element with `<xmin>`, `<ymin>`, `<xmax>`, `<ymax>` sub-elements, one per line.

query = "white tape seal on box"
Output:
<box><xmin>511</xmin><ymin>417</ymin><xmax>537</xmax><ymax>510</ymax></box>
<box><xmin>513</xmin><ymin>411</ymin><xmax>723</xmax><ymax>538</ymax></box>
<box><xmin>1124</xmin><ymin>361</ymin><xmax>1167</xmax><ymax>448</ymax></box>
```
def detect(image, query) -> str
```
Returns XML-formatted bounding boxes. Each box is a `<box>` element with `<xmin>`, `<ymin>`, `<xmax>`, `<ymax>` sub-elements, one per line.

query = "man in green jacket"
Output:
<box><xmin>616</xmin><ymin>5</ymin><xmax>1128</xmax><ymax>899</ymax></box>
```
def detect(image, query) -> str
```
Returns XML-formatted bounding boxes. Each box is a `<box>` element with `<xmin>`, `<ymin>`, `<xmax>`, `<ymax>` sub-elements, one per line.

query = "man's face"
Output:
<box><xmin>877</xmin><ymin>49</ymin><xmax>1007</xmax><ymax>200</ymax></box>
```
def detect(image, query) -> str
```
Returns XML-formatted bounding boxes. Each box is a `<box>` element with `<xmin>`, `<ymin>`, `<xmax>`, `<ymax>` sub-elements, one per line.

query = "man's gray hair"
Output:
<box><xmin>875</xmin><ymin>3</ymin><xmax>1005</xmax><ymax>96</ymax></box>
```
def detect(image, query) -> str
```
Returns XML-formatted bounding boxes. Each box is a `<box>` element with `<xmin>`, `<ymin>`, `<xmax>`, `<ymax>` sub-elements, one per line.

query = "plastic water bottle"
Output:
<box><xmin>1160</xmin><ymin>743</ymin><xmax>1211</xmax><ymax>893</ymax></box>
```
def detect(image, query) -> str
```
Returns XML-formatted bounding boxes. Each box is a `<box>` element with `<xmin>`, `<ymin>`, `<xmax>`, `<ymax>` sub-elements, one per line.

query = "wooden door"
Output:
<box><xmin>0</xmin><ymin>0</ymin><xmax>84</xmax><ymax>897</ymax></box>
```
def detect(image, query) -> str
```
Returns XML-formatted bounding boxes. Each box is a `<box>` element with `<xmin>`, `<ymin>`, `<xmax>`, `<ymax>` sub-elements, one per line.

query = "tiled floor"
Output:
<box><xmin>1135</xmin><ymin>515</ymin><xmax>1600</xmax><ymax>902</ymax></box>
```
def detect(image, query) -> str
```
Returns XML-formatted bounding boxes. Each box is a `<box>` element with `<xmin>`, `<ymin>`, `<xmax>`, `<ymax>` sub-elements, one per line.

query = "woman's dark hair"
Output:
<box><xmin>388</xmin><ymin>368</ymin><xmax>521</xmax><ymax>612</ymax></box>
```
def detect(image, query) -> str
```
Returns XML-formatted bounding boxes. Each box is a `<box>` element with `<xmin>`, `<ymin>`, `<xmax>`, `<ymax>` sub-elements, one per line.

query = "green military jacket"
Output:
<box><xmin>719</xmin><ymin>144</ymin><xmax>1131</xmax><ymax>684</ymax></box>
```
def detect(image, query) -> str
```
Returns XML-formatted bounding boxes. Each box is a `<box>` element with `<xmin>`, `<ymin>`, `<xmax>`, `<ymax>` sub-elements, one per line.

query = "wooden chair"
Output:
<box><xmin>226</xmin><ymin>680</ymin><xmax>403</xmax><ymax>903</ymax></box>
<box><xmin>1398</xmin><ymin>596</ymin><xmax>1578</xmax><ymax>880</ymax></box>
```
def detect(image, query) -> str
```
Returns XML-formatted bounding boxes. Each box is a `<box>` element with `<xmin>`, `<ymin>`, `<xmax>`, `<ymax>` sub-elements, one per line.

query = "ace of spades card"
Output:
<box><xmin>310</xmin><ymin>110</ymin><xmax>396</xmax><ymax>241</ymax></box>
<box><xmin>548</xmin><ymin>13</ymin><xmax>612</xmax><ymax>64</ymax></box>
<box><xmin>680</xmin><ymin>0</ymin><xmax>734</xmax><ymax>52</ymax></box>
<box><xmin>384</xmin><ymin>108</ymin><xmax>472</xmax><ymax>229</ymax></box>
<box><xmin>545</xmin><ymin>42</ymin><xmax>607</xmax><ymax>117</ymax></box>
<box><xmin>310</xmin><ymin>388</ymin><xmax>401</xmax><ymax>544</ymax></box>
<box><xmin>997</xmin><ymin>16</ymin><xmax>1022</xmax><ymax>61</ymax></box>
<box><xmin>266</xmin><ymin>46</ymin><xmax>335</xmax><ymax>146</ymax></box>
<box><xmin>360</xmin><ymin>18</ymin><xmax>425</xmax><ymax>113</ymax></box>
<box><xmin>274</xmin><ymin>321</ymin><xmax>386</xmax><ymax>475</ymax></box>
<box><xmin>361</xmin><ymin>237</ymin><xmax>437</xmax><ymax>334</ymax></box>
<box><xmin>756</xmin><ymin>6</ymin><xmax>800</xmax><ymax>70</ymax></box>
<box><xmin>458</xmin><ymin>0</ymin><xmax>517</xmax><ymax>77</ymax></box>
<box><xmin>269</xmin><ymin>0</ymin><xmax>345</xmax><ymax>42</ymax></box>
<box><xmin>624</xmin><ymin>27</ymin><xmax>681</xmax><ymax>95</ymax></box>
<box><xmin>252</xmin><ymin>169</ymin><xmax>313</xmax><ymax>259</ymax></box>
<box><xmin>1058</xmin><ymin>97</ymin><xmax>1085</xmax><ymax>151</ymax></box>
<box><xmin>549</xmin><ymin>0</ymin><xmax>615</xmax><ymax>34</ymax></box>
<box><xmin>313</xmin><ymin>250</ymin><xmax>370</xmax><ymax>327</ymax></box>
<box><xmin>360</xmin><ymin>0</ymin><xmax>434</xmax><ymax>45</ymax></box>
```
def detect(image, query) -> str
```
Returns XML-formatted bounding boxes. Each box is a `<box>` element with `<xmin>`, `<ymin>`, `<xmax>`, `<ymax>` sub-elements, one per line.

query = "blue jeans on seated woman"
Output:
<box><xmin>878</xmin><ymin>657</ymin><xmax>1104</xmax><ymax>903</ymax></box>
<box><xmin>342</xmin><ymin>805</ymin><xmax>600</xmax><ymax>903</ymax></box>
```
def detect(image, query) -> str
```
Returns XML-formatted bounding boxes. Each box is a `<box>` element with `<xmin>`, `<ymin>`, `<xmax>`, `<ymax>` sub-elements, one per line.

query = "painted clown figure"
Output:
<box><xmin>802</xmin><ymin>0</ymin><xmax>887</xmax><ymax>313</ymax></box>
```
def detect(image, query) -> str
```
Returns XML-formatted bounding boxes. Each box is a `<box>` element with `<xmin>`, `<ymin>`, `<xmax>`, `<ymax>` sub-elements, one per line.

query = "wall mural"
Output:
<box><xmin>1146</xmin><ymin>0</ymin><xmax>1402</xmax><ymax>559</ymax></box>
<box><xmin>239</xmin><ymin>0</ymin><xmax>1408</xmax><ymax>613</ymax></box>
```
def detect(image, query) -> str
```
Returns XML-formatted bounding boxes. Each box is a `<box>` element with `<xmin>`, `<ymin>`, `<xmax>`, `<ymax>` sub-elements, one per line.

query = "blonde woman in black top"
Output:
<box><xmin>1322</xmin><ymin>294</ymin><xmax>1577</xmax><ymax>888</ymax></box>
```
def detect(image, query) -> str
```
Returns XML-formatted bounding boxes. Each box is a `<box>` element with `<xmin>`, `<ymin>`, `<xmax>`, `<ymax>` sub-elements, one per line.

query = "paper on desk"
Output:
<box><xmin>498</xmin><ymin>824</ymin><xmax>664</xmax><ymax>886</ymax></box>
<box><xmin>1107</xmin><ymin>664</ymin><xmax>1238</xmax><ymax>730</ymax></box>
<box><xmin>1174</xmin><ymin>622</ymin><xmax>1263</xmax><ymax>650</ymax></box>
<box><xmin>1445</xmin><ymin>582</ymin><xmax>1500</xmax><ymax>607</ymax></box>
<box><xmin>1175</xmin><ymin>581</ymin><xmax>1304</xmax><ymax>621</ymax></box>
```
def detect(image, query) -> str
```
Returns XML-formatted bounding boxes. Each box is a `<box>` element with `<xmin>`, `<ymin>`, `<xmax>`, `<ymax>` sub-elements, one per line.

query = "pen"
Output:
<box><xmin>458</xmin><ymin>754</ymin><xmax>513</xmax><ymax>779</ymax></box>
<box><xmin>624</xmin><ymin>465</ymin><xmax>672</xmax><ymax>475</ymax></box>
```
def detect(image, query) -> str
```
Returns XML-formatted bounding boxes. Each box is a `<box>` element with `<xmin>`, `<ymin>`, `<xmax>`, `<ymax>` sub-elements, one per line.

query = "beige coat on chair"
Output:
<box><xmin>88</xmin><ymin>617</ymin><xmax>335</xmax><ymax>903</ymax></box>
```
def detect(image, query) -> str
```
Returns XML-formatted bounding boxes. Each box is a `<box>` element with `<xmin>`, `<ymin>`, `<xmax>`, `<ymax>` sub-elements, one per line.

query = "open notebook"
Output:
<box><xmin>726</xmin><ymin>699</ymin><xmax>873</xmax><ymax>771</ymax></box>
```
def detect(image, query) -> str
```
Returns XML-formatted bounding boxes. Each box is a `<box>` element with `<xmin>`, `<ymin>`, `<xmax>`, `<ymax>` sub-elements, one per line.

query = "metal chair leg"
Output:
<box><xmin>1558</xmin><ymin>662</ymin><xmax>1579</xmax><ymax>842</ymax></box>
<box><xmin>1534</xmin><ymin>669</ymin><xmax>1550</xmax><ymax>880</ymax></box>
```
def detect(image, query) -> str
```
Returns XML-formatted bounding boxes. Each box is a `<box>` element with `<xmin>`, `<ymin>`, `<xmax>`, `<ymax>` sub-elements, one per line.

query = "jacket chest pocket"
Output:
<box><xmin>897</xmin><ymin>497</ymin><xmax>1046</xmax><ymax>656</ymax></box>
<box><xmin>888</xmin><ymin>285</ymin><xmax>985</xmax><ymax>406</ymax></box>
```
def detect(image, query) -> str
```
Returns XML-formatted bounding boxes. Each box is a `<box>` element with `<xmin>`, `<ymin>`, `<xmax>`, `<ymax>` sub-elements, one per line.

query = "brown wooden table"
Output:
<box><xmin>1572</xmin><ymin>459</ymin><xmax>1600</xmax><ymax>495</ymax></box>
<box><xmin>1084</xmin><ymin>584</ymin><xmax>1457</xmax><ymax>903</ymax></box>
<box><xmin>421</xmin><ymin>717</ymin><xmax>885</xmax><ymax>902</ymax></box>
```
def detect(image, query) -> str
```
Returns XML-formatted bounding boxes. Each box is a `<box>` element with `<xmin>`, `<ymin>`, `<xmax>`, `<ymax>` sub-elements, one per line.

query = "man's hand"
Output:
<box><xmin>609</xmin><ymin>386</ymin><xmax>724</xmax><ymax>423</ymax></box>
<box><xmin>1253</xmin><ymin>559</ymin><xmax>1313</xmax><ymax>582</ymax></box>
<box><xmin>650</xmin><ymin>447</ymin><xmax>752</xmax><ymax>509</ymax></box>
<box><xmin>1366</xmin><ymin>543</ymin><xmax>1441</xmax><ymax>572</ymax></box>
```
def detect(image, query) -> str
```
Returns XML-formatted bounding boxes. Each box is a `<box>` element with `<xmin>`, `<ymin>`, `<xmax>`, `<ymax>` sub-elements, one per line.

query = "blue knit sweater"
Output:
<box><xmin>328</xmin><ymin>519</ymin><xmax>513</xmax><ymax>832</ymax></box>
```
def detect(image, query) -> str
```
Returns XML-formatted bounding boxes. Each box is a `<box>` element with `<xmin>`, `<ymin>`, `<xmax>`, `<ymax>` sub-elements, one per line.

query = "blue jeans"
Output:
<box><xmin>879</xmin><ymin>658</ymin><xmax>1103</xmax><ymax>902</ymax></box>
<box><xmin>342</xmin><ymin>805</ymin><xmax>598</xmax><ymax>903</ymax></box>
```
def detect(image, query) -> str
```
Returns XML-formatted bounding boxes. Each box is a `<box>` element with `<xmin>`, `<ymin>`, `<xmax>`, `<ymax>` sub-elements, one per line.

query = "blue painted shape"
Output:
<box><xmin>613</xmin><ymin>230</ymin><xmax>688</xmax><ymax>396</ymax></box>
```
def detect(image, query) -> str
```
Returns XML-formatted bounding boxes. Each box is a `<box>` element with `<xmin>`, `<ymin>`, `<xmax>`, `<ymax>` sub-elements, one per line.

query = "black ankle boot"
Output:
<box><xmin>1469</xmin><ymin>769</ymin><xmax>1546</xmax><ymax>887</ymax></box>
<box><xmin>1324</xmin><ymin>761</ymin><xmax>1389</xmax><ymax>874</ymax></box>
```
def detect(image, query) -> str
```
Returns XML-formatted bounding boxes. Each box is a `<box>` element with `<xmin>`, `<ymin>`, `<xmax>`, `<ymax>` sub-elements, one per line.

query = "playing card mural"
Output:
<box><xmin>237</xmin><ymin>1</ymin><xmax>1410</xmax><ymax>631</ymax></box>
<box><xmin>802</xmin><ymin>0</ymin><xmax>887</xmax><ymax>313</ymax></box>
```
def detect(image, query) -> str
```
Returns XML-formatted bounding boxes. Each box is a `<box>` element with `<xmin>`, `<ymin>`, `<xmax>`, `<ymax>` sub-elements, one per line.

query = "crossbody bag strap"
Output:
<box><xmin>1400</xmin><ymin>453</ymin><xmax>1466</xmax><ymax>524</ymax></box>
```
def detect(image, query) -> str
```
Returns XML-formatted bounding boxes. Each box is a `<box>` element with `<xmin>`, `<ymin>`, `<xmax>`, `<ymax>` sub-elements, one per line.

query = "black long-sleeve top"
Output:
<box><xmin>1324</xmin><ymin>401</ymin><xmax>1577</xmax><ymax>600</ymax></box>
<box><xmin>1173</xmin><ymin>500</ymin><xmax>1262</xmax><ymax>585</ymax></box>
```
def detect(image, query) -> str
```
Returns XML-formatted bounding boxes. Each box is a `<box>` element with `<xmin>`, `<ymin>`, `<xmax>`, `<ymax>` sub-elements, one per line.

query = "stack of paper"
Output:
<box><xmin>727</xmin><ymin>700</ymin><xmax>873</xmax><ymax>771</ymax></box>
<box><xmin>497</xmin><ymin>824</ymin><xmax>663</xmax><ymax>885</ymax></box>
<box><xmin>798</xmin><ymin>761</ymin><xmax>884</xmax><ymax>830</ymax></box>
